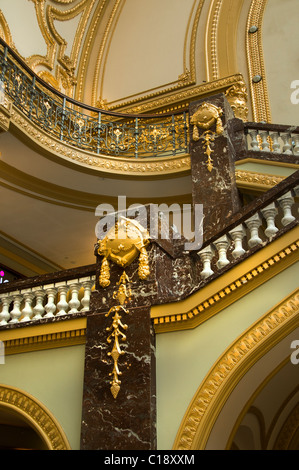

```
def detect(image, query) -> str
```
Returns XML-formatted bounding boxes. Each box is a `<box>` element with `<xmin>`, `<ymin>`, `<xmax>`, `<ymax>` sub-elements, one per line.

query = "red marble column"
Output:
<box><xmin>80</xmin><ymin>303</ymin><xmax>156</xmax><ymax>450</ymax></box>
<box><xmin>189</xmin><ymin>94</ymin><xmax>244</xmax><ymax>241</ymax></box>
<box><xmin>80</xmin><ymin>209</ymin><xmax>197</xmax><ymax>450</ymax></box>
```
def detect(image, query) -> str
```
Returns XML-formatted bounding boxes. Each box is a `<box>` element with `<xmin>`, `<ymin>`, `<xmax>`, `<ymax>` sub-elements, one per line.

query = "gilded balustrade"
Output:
<box><xmin>0</xmin><ymin>39</ymin><xmax>188</xmax><ymax>159</ymax></box>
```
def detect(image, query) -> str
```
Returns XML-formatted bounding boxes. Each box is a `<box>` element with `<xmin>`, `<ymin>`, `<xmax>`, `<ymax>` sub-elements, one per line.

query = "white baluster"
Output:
<box><xmin>214</xmin><ymin>235</ymin><xmax>230</xmax><ymax>269</ymax></box>
<box><xmin>269</xmin><ymin>132</ymin><xmax>280</xmax><ymax>153</ymax></box>
<box><xmin>259</xmin><ymin>130</ymin><xmax>270</xmax><ymax>152</ymax></box>
<box><xmin>20</xmin><ymin>292</ymin><xmax>34</xmax><ymax>322</ymax></box>
<box><xmin>246</xmin><ymin>213</ymin><xmax>263</xmax><ymax>248</ymax></box>
<box><xmin>261</xmin><ymin>203</ymin><xmax>278</xmax><ymax>238</ymax></box>
<box><xmin>198</xmin><ymin>245</ymin><xmax>215</xmax><ymax>279</ymax></box>
<box><xmin>0</xmin><ymin>295</ymin><xmax>12</xmax><ymax>325</ymax></box>
<box><xmin>9</xmin><ymin>293</ymin><xmax>23</xmax><ymax>323</ymax></box>
<box><xmin>229</xmin><ymin>225</ymin><xmax>246</xmax><ymax>259</ymax></box>
<box><xmin>32</xmin><ymin>289</ymin><xmax>46</xmax><ymax>320</ymax></box>
<box><xmin>81</xmin><ymin>280</ymin><xmax>93</xmax><ymax>312</ymax></box>
<box><xmin>278</xmin><ymin>191</ymin><xmax>295</xmax><ymax>225</ymax></box>
<box><xmin>248</xmin><ymin>129</ymin><xmax>260</xmax><ymax>151</ymax></box>
<box><xmin>292</xmin><ymin>135</ymin><xmax>299</xmax><ymax>156</ymax></box>
<box><xmin>56</xmin><ymin>284</ymin><xmax>69</xmax><ymax>316</ymax></box>
<box><xmin>68</xmin><ymin>283</ymin><xmax>81</xmax><ymax>314</ymax></box>
<box><xmin>280</xmin><ymin>132</ymin><xmax>292</xmax><ymax>154</ymax></box>
<box><xmin>44</xmin><ymin>287</ymin><xmax>57</xmax><ymax>318</ymax></box>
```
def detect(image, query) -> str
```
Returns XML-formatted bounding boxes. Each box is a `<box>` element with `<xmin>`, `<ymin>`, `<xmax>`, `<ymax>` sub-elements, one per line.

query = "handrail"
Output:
<box><xmin>199</xmin><ymin>169</ymin><xmax>299</xmax><ymax>250</ymax></box>
<box><xmin>0</xmin><ymin>37</ymin><xmax>187</xmax><ymax>119</ymax></box>
<box><xmin>0</xmin><ymin>263</ymin><xmax>97</xmax><ymax>325</ymax></box>
<box><xmin>0</xmin><ymin>263</ymin><xmax>96</xmax><ymax>295</ymax></box>
<box><xmin>0</xmin><ymin>38</ymin><xmax>189</xmax><ymax>159</ymax></box>
<box><xmin>244</xmin><ymin>121</ymin><xmax>299</xmax><ymax>134</ymax></box>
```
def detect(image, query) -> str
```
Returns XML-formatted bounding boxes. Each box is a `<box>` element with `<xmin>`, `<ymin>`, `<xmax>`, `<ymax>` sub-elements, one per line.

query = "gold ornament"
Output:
<box><xmin>106</xmin><ymin>304</ymin><xmax>128</xmax><ymax>399</ymax></box>
<box><xmin>99</xmin><ymin>256</ymin><xmax>110</xmax><ymax>288</ymax></box>
<box><xmin>190</xmin><ymin>102</ymin><xmax>224</xmax><ymax>172</ymax></box>
<box><xmin>97</xmin><ymin>216</ymin><xmax>150</xmax><ymax>284</ymax></box>
<box><xmin>97</xmin><ymin>217</ymin><xmax>151</xmax><ymax>398</ymax></box>
<box><xmin>138</xmin><ymin>245</ymin><xmax>150</xmax><ymax>280</ymax></box>
<box><xmin>190</xmin><ymin>102</ymin><xmax>224</xmax><ymax>141</ymax></box>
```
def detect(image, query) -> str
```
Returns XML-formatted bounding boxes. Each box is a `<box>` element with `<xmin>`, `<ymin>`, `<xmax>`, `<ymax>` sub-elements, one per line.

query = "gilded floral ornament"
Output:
<box><xmin>105</xmin><ymin>303</ymin><xmax>129</xmax><ymax>399</ymax></box>
<box><xmin>225</xmin><ymin>81</ymin><xmax>248</xmax><ymax>121</ymax></box>
<box><xmin>97</xmin><ymin>217</ymin><xmax>150</xmax><ymax>288</ymax></box>
<box><xmin>97</xmin><ymin>217</ymin><xmax>151</xmax><ymax>399</ymax></box>
<box><xmin>190</xmin><ymin>102</ymin><xmax>224</xmax><ymax>172</ymax></box>
<box><xmin>190</xmin><ymin>102</ymin><xmax>224</xmax><ymax>141</ymax></box>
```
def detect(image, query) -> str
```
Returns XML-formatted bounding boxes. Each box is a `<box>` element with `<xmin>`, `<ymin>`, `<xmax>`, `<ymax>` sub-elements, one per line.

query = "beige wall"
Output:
<box><xmin>263</xmin><ymin>0</ymin><xmax>299</xmax><ymax>125</ymax></box>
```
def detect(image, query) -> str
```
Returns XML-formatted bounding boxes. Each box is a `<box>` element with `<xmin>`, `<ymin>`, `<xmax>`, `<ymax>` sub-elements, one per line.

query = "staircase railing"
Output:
<box><xmin>0</xmin><ymin>264</ymin><xmax>96</xmax><ymax>326</ymax></box>
<box><xmin>197</xmin><ymin>170</ymin><xmax>299</xmax><ymax>279</ymax></box>
<box><xmin>0</xmin><ymin>38</ymin><xmax>188</xmax><ymax>159</ymax></box>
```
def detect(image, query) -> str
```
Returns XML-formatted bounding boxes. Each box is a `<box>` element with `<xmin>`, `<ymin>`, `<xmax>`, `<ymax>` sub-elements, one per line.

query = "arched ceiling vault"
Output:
<box><xmin>0</xmin><ymin>0</ymin><xmax>251</xmax><ymax>116</ymax></box>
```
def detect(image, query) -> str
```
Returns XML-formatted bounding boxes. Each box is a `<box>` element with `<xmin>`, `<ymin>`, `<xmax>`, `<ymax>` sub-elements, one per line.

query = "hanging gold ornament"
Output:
<box><xmin>97</xmin><ymin>217</ymin><xmax>151</xmax><ymax>398</ymax></box>
<box><xmin>97</xmin><ymin>216</ymin><xmax>150</xmax><ymax>283</ymax></box>
<box><xmin>138</xmin><ymin>245</ymin><xmax>150</xmax><ymax>280</ymax></box>
<box><xmin>99</xmin><ymin>256</ymin><xmax>110</xmax><ymax>287</ymax></box>
<box><xmin>190</xmin><ymin>102</ymin><xmax>224</xmax><ymax>138</ymax></box>
<box><xmin>190</xmin><ymin>102</ymin><xmax>224</xmax><ymax>172</ymax></box>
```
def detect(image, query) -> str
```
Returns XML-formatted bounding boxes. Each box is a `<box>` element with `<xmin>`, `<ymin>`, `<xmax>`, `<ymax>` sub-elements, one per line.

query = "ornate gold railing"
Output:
<box><xmin>0</xmin><ymin>38</ymin><xmax>188</xmax><ymax>159</ymax></box>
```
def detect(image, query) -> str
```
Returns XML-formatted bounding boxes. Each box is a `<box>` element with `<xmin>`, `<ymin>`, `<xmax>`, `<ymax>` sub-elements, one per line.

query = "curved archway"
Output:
<box><xmin>173</xmin><ymin>289</ymin><xmax>299</xmax><ymax>450</ymax></box>
<box><xmin>0</xmin><ymin>385</ymin><xmax>71</xmax><ymax>450</ymax></box>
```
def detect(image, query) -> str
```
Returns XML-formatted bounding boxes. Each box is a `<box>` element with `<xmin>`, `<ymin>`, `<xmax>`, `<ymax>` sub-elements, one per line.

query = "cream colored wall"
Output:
<box><xmin>156</xmin><ymin>262</ymin><xmax>298</xmax><ymax>449</ymax></box>
<box><xmin>0</xmin><ymin>0</ymin><xmax>46</xmax><ymax>57</ymax></box>
<box><xmin>101</xmin><ymin>0</ymin><xmax>196</xmax><ymax>104</ymax></box>
<box><xmin>263</xmin><ymin>0</ymin><xmax>299</xmax><ymax>125</ymax></box>
<box><xmin>0</xmin><ymin>344</ymin><xmax>86</xmax><ymax>450</ymax></box>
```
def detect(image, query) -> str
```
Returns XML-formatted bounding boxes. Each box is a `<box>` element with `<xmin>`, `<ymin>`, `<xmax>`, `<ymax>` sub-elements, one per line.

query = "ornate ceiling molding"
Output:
<box><xmin>0</xmin><ymin>10</ymin><xmax>13</xmax><ymax>46</ymax></box>
<box><xmin>205</xmin><ymin>0</ymin><xmax>244</xmax><ymax>81</ymax></box>
<box><xmin>246</xmin><ymin>0</ymin><xmax>271</xmax><ymax>122</ymax></box>
<box><xmin>24</xmin><ymin>0</ymin><xmax>97</xmax><ymax>95</ymax></box>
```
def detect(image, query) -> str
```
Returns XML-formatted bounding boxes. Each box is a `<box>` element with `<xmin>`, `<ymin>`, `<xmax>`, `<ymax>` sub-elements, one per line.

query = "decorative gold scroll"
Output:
<box><xmin>106</xmin><ymin>303</ymin><xmax>129</xmax><ymax>399</ymax></box>
<box><xmin>97</xmin><ymin>217</ymin><xmax>150</xmax><ymax>398</ymax></box>
<box><xmin>201</xmin><ymin>130</ymin><xmax>215</xmax><ymax>172</ymax></box>
<box><xmin>190</xmin><ymin>102</ymin><xmax>224</xmax><ymax>172</ymax></box>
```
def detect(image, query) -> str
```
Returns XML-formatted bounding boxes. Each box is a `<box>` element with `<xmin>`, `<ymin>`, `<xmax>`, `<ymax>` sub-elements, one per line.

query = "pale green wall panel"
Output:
<box><xmin>0</xmin><ymin>344</ymin><xmax>86</xmax><ymax>450</ymax></box>
<box><xmin>156</xmin><ymin>262</ymin><xmax>298</xmax><ymax>449</ymax></box>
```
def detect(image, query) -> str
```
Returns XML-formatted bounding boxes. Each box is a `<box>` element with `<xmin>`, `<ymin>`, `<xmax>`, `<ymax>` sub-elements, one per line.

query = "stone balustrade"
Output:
<box><xmin>246</xmin><ymin>124</ymin><xmax>299</xmax><ymax>156</ymax></box>
<box><xmin>197</xmin><ymin>186</ymin><xmax>298</xmax><ymax>280</ymax></box>
<box><xmin>0</xmin><ymin>274</ymin><xmax>95</xmax><ymax>326</ymax></box>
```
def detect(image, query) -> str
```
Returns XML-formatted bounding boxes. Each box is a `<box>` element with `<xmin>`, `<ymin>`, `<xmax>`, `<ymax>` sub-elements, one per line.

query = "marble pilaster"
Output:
<box><xmin>189</xmin><ymin>94</ymin><xmax>243</xmax><ymax>241</ymax></box>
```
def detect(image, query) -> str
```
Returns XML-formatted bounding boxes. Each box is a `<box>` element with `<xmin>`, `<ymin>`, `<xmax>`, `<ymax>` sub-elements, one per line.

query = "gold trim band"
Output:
<box><xmin>0</xmin><ymin>318</ymin><xmax>86</xmax><ymax>356</ymax></box>
<box><xmin>0</xmin><ymin>384</ymin><xmax>71</xmax><ymax>450</ymax></box>
<box><xmin>152</xmin><ymin>227</ymin><xmax>299</xmax><ymax>333</ymax></box>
